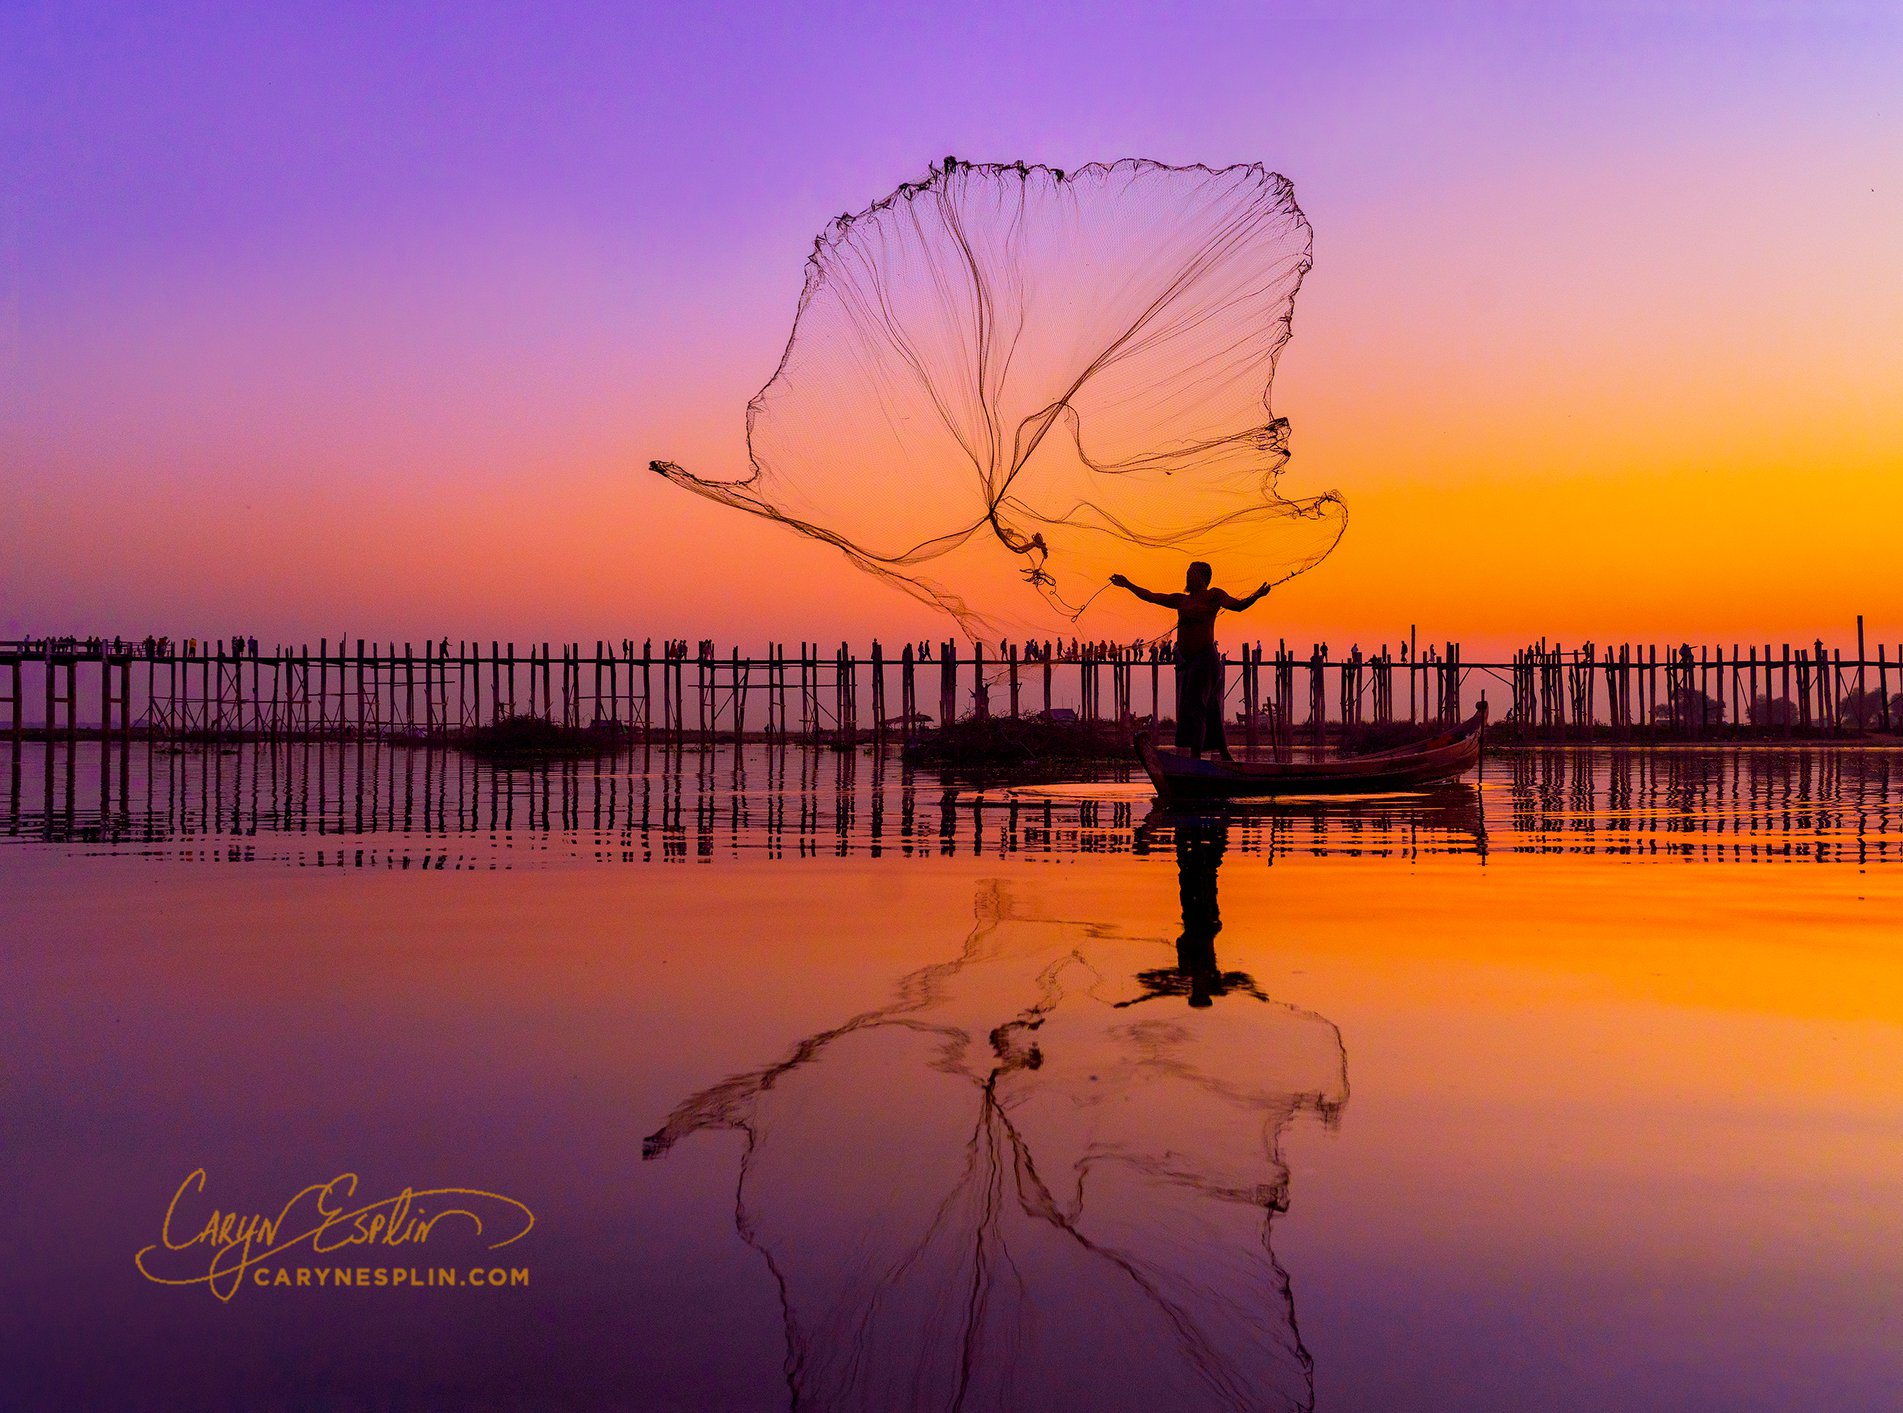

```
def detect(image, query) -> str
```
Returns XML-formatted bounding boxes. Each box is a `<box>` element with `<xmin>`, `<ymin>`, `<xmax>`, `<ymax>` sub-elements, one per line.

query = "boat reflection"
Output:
<box><xmin>1131</xmin><ymin>781</ymin><xmax>1490</xmax><ymax>869</ymax></box>
<box><xmin>643</xmin><ymin>813</ymin><xmax>1347</xmax><ymax>1411</ymax></box>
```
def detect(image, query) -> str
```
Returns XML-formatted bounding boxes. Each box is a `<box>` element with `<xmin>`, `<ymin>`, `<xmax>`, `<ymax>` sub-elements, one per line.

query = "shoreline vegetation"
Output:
<box><xmin>901</xmin><ymin>715</ymin><xmax>1128</xmax><ymax>768</ymax></box>
<box><xmin>450</xmin><ymin>714</ymin><xmax>631</xmax><ymax>763</ymax></box>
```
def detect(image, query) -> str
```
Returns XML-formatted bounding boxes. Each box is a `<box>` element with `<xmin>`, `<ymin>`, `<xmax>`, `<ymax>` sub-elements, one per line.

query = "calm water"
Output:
<box><xmin>4</xmin><ymin>741</ymin><xmax>1900</xmax><ymax>1410</ymax></box>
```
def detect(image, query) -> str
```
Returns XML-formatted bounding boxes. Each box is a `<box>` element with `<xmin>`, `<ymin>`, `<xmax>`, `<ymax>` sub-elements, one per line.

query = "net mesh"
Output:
<box><xmin>652</xmin><ymin>158</ymin><xmax>1347</xmax><ymax>640</ymax></box>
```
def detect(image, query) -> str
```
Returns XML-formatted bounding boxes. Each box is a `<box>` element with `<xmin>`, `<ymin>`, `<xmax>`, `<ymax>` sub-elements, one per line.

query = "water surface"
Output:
<box><xmin>4</xmin><ymin>742</ymin><xmax>1899</xmax><ymax>1410</ymax></box>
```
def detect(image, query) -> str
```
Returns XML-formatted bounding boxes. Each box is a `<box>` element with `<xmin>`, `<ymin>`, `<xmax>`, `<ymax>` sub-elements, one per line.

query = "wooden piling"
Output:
<box><xmin>1782</xmin><ymin>644</ymin><xmax>1793</xmax><ymax>735</ymax></box>
<box><xmin>1832</xmin><ymin>649</ymin><xmax>1843</xmax><ymax>734</ymax></box>
<box><xmin>1857</xmin><ymin>615</ymin><xmax>1867</xmax><ymax>730</ymax></box>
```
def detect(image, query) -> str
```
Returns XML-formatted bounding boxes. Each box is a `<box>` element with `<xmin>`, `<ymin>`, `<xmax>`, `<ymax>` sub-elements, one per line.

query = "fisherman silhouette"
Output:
<box><xmin>1110</xmin><ymin>562</ymin><xmax>1270</xmax><ymax>760</ymax></box>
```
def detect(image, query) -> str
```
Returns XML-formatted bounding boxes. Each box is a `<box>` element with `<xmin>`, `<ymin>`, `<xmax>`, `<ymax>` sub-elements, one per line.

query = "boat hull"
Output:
<box><xmin>1136</xmin><ymin>705</ymin><xmax>1486</xmax><ymax>800</ymax></box>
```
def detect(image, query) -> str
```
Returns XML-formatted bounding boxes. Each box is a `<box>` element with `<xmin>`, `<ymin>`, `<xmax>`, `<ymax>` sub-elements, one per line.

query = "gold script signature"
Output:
<box><xmin>135</xmin><ymin>1169</ymin><xmax>535</xmax><ymax>1301</ymax></box>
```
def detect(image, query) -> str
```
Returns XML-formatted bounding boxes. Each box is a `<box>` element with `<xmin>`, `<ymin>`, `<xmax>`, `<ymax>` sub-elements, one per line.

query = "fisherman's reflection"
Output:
<box><xmin>644</xmin><ymin>812</ymin><xmax>1346</xmax><ymax>1411</ymax></box>
<box><xmin>1123</xmin><ymin>812</ymin><xmax>1266</xmax><ymax>1009</ymax></box>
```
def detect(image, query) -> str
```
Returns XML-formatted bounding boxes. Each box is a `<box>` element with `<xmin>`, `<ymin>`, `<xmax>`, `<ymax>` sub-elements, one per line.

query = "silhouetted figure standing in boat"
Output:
<box><xmin>1110</xmin><ymin>562</ymin><xmax>1269</xmax><ymax>759</ymax></box>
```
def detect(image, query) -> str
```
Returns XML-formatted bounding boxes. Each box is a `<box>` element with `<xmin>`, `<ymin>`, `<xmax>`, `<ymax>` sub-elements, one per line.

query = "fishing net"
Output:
<box><xmin>651</xmin><ymin>158</ymin><xmax>1346</xmax><ymax>640</ymax></box>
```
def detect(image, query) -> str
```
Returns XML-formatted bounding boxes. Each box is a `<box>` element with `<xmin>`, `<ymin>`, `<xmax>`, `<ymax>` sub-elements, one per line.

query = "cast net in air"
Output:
<box><xmin>651</xmin><ymin>157</ymin><xmax>1346</xmax><ymax>641</ymax></box>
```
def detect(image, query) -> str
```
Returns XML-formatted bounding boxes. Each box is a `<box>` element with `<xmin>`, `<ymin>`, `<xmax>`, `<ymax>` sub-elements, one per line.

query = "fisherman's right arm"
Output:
<box><xmin>1109</xmin><ymin>574</ymin><xmax>1184</xmax><ymax>608</ymax></box>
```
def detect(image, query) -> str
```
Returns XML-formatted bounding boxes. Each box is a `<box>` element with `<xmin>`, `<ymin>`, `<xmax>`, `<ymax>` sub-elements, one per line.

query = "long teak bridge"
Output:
<box><xmin>2</xmin><ymin>624</ymin><xmax>1897</xmax><ymax>745</ymax></box>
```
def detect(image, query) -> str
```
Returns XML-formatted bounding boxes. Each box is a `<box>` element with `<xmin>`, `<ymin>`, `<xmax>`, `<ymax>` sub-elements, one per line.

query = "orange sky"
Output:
<box><xmin>5</xmin><ymin>6</ymin><xmax>1899</xmax><ymax>653</ymax></box>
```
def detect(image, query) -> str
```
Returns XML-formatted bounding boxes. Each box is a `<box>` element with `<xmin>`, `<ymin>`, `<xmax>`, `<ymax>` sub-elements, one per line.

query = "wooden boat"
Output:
<box><xmin>1135</xmin><ymin>704</ymin><xmax>1487</xmax><ymax>800</ymax></box>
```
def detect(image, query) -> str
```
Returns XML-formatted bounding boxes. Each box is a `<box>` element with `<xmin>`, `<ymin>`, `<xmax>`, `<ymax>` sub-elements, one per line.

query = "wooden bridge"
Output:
<box><xmin>2</xmin><ymin>622</ymin><xmax>1897</xmax><ymax>745</ymax></box>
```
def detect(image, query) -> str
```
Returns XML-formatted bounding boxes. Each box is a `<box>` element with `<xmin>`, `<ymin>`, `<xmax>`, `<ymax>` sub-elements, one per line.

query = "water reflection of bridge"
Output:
<box><xmin>3</xmin><ymin>740</ymin><xmax>1899</xmax><ymax>866</ymax></box>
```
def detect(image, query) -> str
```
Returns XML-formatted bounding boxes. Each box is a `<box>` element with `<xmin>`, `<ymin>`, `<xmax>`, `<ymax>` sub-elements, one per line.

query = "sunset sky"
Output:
<box><xmin>4</xmin><ymin>2</ymin><xmax>1898</xmax><ymax>653</ymax></box>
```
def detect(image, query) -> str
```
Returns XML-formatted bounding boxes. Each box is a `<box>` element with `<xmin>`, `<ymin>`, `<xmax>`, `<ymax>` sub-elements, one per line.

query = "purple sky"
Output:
<box><xmin>4</xmin><ymin>2</ymin><xmax>1899</xmax><ymax>644</ymax></box>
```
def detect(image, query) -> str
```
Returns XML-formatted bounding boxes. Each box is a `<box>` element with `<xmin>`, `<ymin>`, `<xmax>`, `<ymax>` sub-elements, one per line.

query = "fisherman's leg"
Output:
<box><xmin>1210</xmin><ymin>657</ymin><xmax>1233</xmax><ymax>760</ymax></box>
<box><xmin>1188</xmin><ymin>660</ymin><xmax>1215</xmax><ymax>758</ymax></box>
<box><xmin>1173</xmin><ymin>662</ymin><xmax>1199</xmax><ymax>752</ymax></box>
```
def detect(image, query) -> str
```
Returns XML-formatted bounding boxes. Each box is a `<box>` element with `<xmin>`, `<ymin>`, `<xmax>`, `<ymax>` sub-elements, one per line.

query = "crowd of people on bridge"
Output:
<box><xmin>10</xmin><ymin>634</ymin><xmax>262</xmax><ymax>659</ymax></box>
<box><xmin>915</xmin><ymin>638</ymin><xmax>1177</xmax><ymax>664</ymax></box>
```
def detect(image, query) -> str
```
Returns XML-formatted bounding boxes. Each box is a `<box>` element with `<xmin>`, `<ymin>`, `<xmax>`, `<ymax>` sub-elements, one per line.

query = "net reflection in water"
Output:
<box><xmin>644</xmin><ymin>839</ymin><xmax>1346</xmax><ymax>1411</ymax></box>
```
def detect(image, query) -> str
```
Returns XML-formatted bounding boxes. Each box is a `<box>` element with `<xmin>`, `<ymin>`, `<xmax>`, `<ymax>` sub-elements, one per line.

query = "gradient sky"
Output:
<box><xmin>3</xmin><ymin>1</ymin><xmax>1899</xmax><ymax>652</ymax></box>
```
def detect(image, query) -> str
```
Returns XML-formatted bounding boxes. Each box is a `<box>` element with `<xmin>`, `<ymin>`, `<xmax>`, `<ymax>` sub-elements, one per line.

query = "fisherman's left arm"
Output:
<box><xmin>1219</xmin><ymin>583</ymin><xmax>1272</xmax><ymax>611</ymax></box>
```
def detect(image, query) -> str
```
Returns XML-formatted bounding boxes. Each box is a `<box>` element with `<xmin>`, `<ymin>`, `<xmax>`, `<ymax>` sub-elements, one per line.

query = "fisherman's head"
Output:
<box><xmin>1185</xmin><ymin>561</ymin><xmax>1213</xmax><ymax>591</ymax></box>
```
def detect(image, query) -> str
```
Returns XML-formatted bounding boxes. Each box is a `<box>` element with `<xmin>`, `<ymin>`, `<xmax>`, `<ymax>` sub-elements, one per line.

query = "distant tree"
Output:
<box><xmin>1749</xmin><ymin>694</ymin><xmax>1798</xmax><ymax>728</ymax></box>
<box><xmin>1838</xmin><ymin>688</ymin><xmax>1891</xmax><ymax>730</ymax></box>
<box><xmin>1659</xmin><ymin>684</ymin><xmax>1735</xmax><ymax>730</ymax></box>
<box><xmin>1662</xmin><ymin>686</ymin><xmax>1725</xmax><ymax>729</ymax></box>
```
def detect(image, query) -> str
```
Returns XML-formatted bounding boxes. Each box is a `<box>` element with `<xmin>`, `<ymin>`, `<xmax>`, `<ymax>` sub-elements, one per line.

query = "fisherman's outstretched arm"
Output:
<box><xmin>1109</xmin><ymin>573</ymin><xmax>1185</xmax><ymax>608</ymax></box>
<box><xmin>1217</xmin><ymin>582</ymin><xmax>1272</xmax><ymax>611</ymax></box>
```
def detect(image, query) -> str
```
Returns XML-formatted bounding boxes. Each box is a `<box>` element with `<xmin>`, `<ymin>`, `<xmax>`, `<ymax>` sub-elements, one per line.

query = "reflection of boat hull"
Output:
<box><xmin>1138</xmin><ymin>781</ymin><xmax>1486</xmax><ymax>837</ymax></box>
<box><xmin>1136</xmin><ymin>706</ymin><xmax>1486</xmax><ymax>800</ymax></box>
